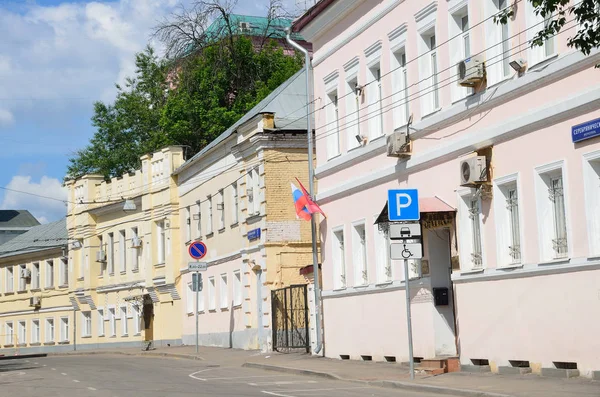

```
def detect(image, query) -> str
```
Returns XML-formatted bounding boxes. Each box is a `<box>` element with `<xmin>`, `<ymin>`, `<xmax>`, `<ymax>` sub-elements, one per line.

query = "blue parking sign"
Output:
<box><xmin>388</xmin><ymin>189</ymin><xmax>420</xmax><ymax>221</ymax></box>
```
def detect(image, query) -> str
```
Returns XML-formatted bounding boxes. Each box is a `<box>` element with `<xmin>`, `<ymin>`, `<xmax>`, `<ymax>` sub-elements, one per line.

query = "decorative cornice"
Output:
<box><xmin>343</xmin><ymin>56</ymin><xmax>360</xmax><ymax>72</ymax></box>
<box><xmin>323</xmin><ymin>70</ymin><xmax>339</xmax><ymax>85</ymax></box>
<box><xmin>388</xmin><ymin>23</ymin><xmax>407</xmax><ymax>41</ymax></box>
<box><xmin>415</xmin><ymin>1</ymin><xmax>438</xmax><ymax>23</ymax></box>
<box><xmin>364</xmin><ymin>40</ymin><xmax>382</xmax><ymax>59</ymax></box>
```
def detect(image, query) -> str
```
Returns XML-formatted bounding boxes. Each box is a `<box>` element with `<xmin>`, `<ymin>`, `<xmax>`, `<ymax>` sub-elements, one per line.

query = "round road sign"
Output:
<box><xmin>188</xmin><ymin>241</ymin><xmax>207</xmax><ymax>260</ymax></box>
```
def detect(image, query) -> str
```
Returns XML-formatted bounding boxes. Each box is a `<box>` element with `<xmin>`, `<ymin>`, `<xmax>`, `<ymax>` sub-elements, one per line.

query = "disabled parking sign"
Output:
<box><xmin>388</xmin><ymin>189</ymin><xmax>419</xmax><ymax>221</ymax></box>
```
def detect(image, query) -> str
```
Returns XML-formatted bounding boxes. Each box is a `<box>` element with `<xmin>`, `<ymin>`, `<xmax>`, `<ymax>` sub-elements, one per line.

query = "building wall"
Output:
<box><xmin>301</xmin><ymin>0</ymin><xmax>600</xmax><ymax>375</ymax></box>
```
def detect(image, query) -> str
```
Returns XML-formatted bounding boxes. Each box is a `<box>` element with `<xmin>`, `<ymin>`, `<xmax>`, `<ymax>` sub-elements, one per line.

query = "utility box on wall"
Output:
<box><xmin>433</xmin><ymin>287</ymin><xmax>449</xmax><ymax>306</ymax></box>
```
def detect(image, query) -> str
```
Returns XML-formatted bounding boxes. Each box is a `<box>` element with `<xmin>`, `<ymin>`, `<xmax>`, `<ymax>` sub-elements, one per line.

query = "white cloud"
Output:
<box><xmin>0</xmin><ymin>175</ymin><xmax>67</xmax><ymax>224</ymax></box>
<box><xmin>0</xmin><ymin>108</ymin><xmax>14</xmax><ymax>126</ymax></box>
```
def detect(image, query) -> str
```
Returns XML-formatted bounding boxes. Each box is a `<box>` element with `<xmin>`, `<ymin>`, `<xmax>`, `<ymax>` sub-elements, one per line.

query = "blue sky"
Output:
<box><xmin>0</xmin><ymin>0</ymin><xmax>300</xmax><ymax>223</ymax></box>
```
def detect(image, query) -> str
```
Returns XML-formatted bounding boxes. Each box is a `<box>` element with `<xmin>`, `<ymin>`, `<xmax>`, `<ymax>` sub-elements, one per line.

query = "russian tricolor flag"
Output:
<box><xmin>291</xmin><ymin>178</ymin><xmax>326</xmax><ymax>221</ymax></box>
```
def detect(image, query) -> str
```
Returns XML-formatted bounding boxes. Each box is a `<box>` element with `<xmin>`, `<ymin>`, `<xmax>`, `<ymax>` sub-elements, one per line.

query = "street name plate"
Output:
<box><xmin>188</xmin><ymin>262</ymin><xmax>208</xmax><ymax>271</ymax></box>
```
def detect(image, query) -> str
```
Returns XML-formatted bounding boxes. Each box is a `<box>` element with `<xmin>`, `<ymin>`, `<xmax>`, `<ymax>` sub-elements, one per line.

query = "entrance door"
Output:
<box><xmin>426</xmin><ymin>228</ymin><xmax>457</xmax><ymax>356</ymax></box>
<box><xmin>143</xmin><ymin>301</ymin><xmax>154</xmax><ymax>342</ymax></box>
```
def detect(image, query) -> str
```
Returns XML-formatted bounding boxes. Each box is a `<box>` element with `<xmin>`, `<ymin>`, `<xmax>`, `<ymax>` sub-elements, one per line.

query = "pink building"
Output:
<box><xmin>293</xmin><ymin>0</ymin><xmax>600</xmax><ymax>377</ymax></box>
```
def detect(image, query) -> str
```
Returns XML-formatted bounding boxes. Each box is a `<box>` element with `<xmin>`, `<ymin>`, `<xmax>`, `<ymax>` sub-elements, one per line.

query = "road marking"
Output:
<box><xmin>188</xmin><ymin>367</ymin><xmax>219</xmax><ymax>381</ymax></box>
<box><xmin>262</xmin><ymin>392</ymin><xmax>294</xmax><ymax>397</ymax></box>
<box><xmin>88</xmin><ymin>387</ymin><xmax>97</xmax><ymax>391</ymax></box>
<box><xmin>264</xmin><ymin>386</ymin><xmax>370</xmax><ymax>394</ymax></box>
<box><xmin>43</xmin><ymin>364</ymin><xmax>47</xmax><ymax>367</ymax></box>
<box><xmin>51</xmin><ymin>368</ymin><xmax>56</xmax><ymax>370</ymax></box>
<box><xmin>204</xmin><ymin>375</ymin><xmax>289</xmax><ymax>381</ymax></box>
<box><xmin>34</xmin><ymin>362</ymin><xmax>39</xmax><ymax>364</ymax></box>
<box><xmin>250</xmin><ymin>380</ymin><xmax>318</xmax><ymax>386</ymax></box>
<box><xmin>73</xmin><ymin>380</ymin><xmax>80</xmax><ymax>383</ymax></box>
<box><xmin>61</xmin><ymin>373</ymin><xmax>67</xmax><ymax>376</ymax></box>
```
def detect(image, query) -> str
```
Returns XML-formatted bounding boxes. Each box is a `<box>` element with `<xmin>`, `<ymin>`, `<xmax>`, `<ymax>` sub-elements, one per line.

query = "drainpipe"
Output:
<box><xmin>285</xmin><ymin>28</ymin><xmax>322</xmax><ymax>355</ymax></box>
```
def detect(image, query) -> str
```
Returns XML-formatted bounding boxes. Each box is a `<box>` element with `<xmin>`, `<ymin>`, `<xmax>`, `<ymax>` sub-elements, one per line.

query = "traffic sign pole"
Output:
<box><xmin>404</xmin><ymin>258</ymin><xmax>415</xmax><ymax>380</ymax></box>
<box><xmin>195</xmin><ymin>271</ymin><xmax>199</xmax><ymax>354</ymax></box>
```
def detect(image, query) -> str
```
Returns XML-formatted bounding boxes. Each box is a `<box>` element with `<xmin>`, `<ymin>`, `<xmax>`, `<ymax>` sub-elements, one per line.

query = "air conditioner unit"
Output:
<box><xmin>96</xmin><ymin>250</ymin><xmax>107</xmax><ymax>263</ymax></box>
<box><xmin>457</xmin><ymin>54</ymin><xmax>486</xmax><ymax>87</ymax></box>
<box><xmin>386</xmin><ymin>131</ymin><xmax>412</xmax><ymax>158</ymax></box>
<box><xmin>131</xmin><ymin>236</ymin><xmax>143</xmax><ymax>248</ymax></box>
<box><xmin>460</xmin><ymin>156</ymin><xmax>488</xmax><ymax>185</ymax></box>
<box><xmin>29</xmin><ymin>296</ymin><xmax>41</xmax><ymax>307</ymax></box>
<box><xmin>21</xmin><ymin>268</ymin><xmax>31</xmax><ymax>279</ymax></box>
<box><xmin>239</xmin><ymin>22</ymin><xmax>251</xmax><ymax>32</ymax></box>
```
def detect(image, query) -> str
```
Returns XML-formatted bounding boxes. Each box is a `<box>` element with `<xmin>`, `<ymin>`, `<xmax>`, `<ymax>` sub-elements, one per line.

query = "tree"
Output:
<box><xmin>496</xmin><ymin>0</ymin><xmax>600</xmax><ymax>63</ymax></box>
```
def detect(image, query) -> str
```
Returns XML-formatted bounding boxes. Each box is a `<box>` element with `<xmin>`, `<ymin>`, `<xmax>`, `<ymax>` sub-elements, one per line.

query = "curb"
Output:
<box><xmin>0</xmin><ymin>353</ymin><xmax>48</xmax><ymax>361</ymax></box>
<box><xmin>243</xmin><ymin>362</ymin><xmax>515</xmax><ymax>397</ymax></box>
<box><xmin>49</xmin><ymin>350</ymin><xmax>205</xmax><ymax>361</ymax></box>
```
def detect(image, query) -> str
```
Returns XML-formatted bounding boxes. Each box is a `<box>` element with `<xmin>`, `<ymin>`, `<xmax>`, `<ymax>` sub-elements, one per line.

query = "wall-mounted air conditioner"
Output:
<box><xmin>96</xmin><ymin>250</ymin><xmax>107</xmax><ymax>263</ymax></box>
<box><xmin>457</xmin><ymin>54</ymin><xmax>486</xmax><ymax>87</ymax></box>
<box><xmin>386</xmin><ymin>131</ymin><xmax>411</xmax><ymax>158</ymax></box>
<box><xmin>460</xmin><ymin>156</ymin><xmax>488</xmax><ymax>186</ymax></box>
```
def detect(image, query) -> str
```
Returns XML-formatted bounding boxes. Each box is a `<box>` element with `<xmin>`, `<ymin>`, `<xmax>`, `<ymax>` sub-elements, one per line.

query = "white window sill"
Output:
<box><xmin>375</xmin><ymin>280</ymin><xmax>393</xmax><ymax>286</ymax></box>
<box><xmin>486</xmin><ymin>74</ymin><xmax>512</xmax><ymax>90</ymax></box>
<box><xmin>218</xmin><ymin>228</ymin><xmax>226</xmax><ymax>234</ymax></box>
<box><xmin>528</xmin><ymin>53</ymin><xmax>560</xmax><ymax>72</ymax></box>
<box><xmin>120</xmin><ymin>271</ymin><xmax>126</xmax><ymax>275</ymax></box>
<box><xmin>81</xmin><ymin>335</ymin><xmax>92</xmax><ymax>339</ymax></box>
<box><xmin>370</xmin><ymin>134</ymin><xmax>386</xmax><ymax>144</ymax></box>
<box><xmin>98</xmin><ymin>335</ymin><xmax>105</xmax><ymax>338</ymax></box>
<box><xmin>346</xmin><ymin>144</ymin><xmax>362</xmax><ymax>153</ymax></box>
<box><xmin>538</xmin><ymin>258</ymin><xmax>570</xmax><ymax>266</ymax></box>
<box><xmin>460</xmin><ymin>268</ymin><xmax>484</xmax><ymax>275</ymax></box>
<box><xmin>155</xmin><ymin>263</ymin><xmax>165</xmax><ymax>268</ymax></box>
<box><xmin>121</xmin><ymin>334</ymin><xmax>128</xmax><ymax>337</ymax></box>
<box><xmin>58</xmin><ymin>340</ymin><xmax>70</xmax><ymax>345</ymax></box>
<box><xmin>496</xmin><ymin>263</ymin><xmax>524</xmax><ymax>270</ymax></box>
<box><xmin>333</xmin><ymin>287</ymin><xmax>347</xmax><ymax>292</ymax></box>
<box><xmin>220</xmin><ymin>306</ymin><xmax>229</xmax><ymax>311</ymax></box>
<box><xmin>421</xmin><ymin>107</ymin><xmax>442</xmax><ymax>119</ymax></box>
<box><xmin>134</xmin><ymin>333</ymin><xmax>141</xmax><ymax>337</ymax></box>
<box><xmin>327</xmin><ymin>153</ymin><xmax>342</xmax><ymax>162</ymax></box>
<box><xmin>233</xmin><ymin>303</ymin><xmax>242</xmax><ymax>309</ymax></box>
<box><xmin>43</xmin><ymin>342</ymin><xmax>55</xmax><ymax>346</ymax></box>
<box><xmin>354</xmin><ymin>284</ymin><xmax>369</xmax><ymax>288</ymax></box>
<box><xmin>230</xmin><ymin>222</ymin><xmax>239</xmax><ymax>228</ymax></box>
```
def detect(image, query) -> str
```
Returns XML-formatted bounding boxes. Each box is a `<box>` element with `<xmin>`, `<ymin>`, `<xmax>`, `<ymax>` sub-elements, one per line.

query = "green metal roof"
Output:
<box><xmin>0</xmin><ymin>219</ymin><xmax>67</xmax><ymax>259</ymax></box>
<box><xmin>206</xmin><ymin>14</ymin><xmax>304</xmax><ymax>41</ymax></box>
<box><xmin>0</xmin><ymin>210</ymin><xmax>40</xmax><ymax>229</ymax></box>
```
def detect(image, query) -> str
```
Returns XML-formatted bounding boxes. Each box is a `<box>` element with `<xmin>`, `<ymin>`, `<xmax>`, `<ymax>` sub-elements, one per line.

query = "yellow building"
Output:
<box><xmin>64</xmin><ymin>146</ymin><xmax>185</xmax><ymax>350</ymax></box>
<box><xmin>174</xmin><ymin>69</ymin><xmax>318</xmax><ymax>351</ymax></box>
<box><xmin>0</xmin><ymin>220</ymin><xmax>75</xmax><ymax>354</ymax></box>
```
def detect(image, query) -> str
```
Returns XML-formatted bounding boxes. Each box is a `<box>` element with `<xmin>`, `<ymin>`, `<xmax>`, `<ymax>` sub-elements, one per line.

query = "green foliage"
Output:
<box><xmin>67</xmin><ymin>38</ymin><xmax>302</xmax><ymax>180</ymax></box>
<box><xmin>495</xmin><ymin>0</ymin><xmax>600</xmax><ymax>65</ymax></box>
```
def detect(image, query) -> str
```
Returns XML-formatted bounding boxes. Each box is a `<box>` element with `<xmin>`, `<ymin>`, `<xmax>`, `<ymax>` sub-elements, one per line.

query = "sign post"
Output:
<box><xmin>388</xmin><ymin>189</ymin><xmax>421</xmax><ymax>380</ymax></box>
<box><xmin>188</xmin><ymin>241</ymin><xmax>208</xmax><ymax>354</ymax></box>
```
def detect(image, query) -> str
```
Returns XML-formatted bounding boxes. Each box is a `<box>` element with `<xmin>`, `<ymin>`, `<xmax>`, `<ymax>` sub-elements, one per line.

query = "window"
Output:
<box><xmin>82</xmin><ymin>312</ymin><xmax>91</xmax><ymax>337</ymax></box>
<box><xmin>535</xmin><ymin>162</ymin><xmax>569</xmax><ymax>261</ymax></box>
<box><xmin>119</xmin><ymin>230</ymin><xmax>126</xmax><ymax>273</ymax></box>
<box><xmin>109</xmin><ymin>308</ymin><xmax>116</xmax><ymax>336</ymax></box>
<box><xmin>450</xmin><ymin>6</ymin><xmax>472</xmax><ymax>100</ymax></box>
<box><xmin>131</xmin><ymin>227</ymin><xmax>140</xmax><ymax>272</ymax></box>
<box><xmin>99</xmin><ymin>235</ymin><xmax>106</xmax><ymax>276</ymax></box>
<box><xmin>247</xmin><ymin>168</ymin><xmax>260</xmax><ymax>216</ymax></box>
<box><xmin>208</xmin><ymin>276</ymin><xmax>216</xmax><ymax>310</ymax></box>
<box><xmin>345</xmin><ymin>77</ymin><xmax>361</xmax><ymax>150</ymax></box>
<box><xmin>419</xmin><ymin>29</ymin><xmax>439</xmax><ymax>115</ymax></box>
<box><xmin>6</xmin><ymin>266</ymin><xmax>13</xmax><ymax>292</ymax></box>
<box><xmin>97</xmin><ymin>309</ymin><xmax>105</xmax><ymax>337</ymax></box>
<box><xmin>31</xmin><ymin>319</ymin><xmax>40</xmax><ymax>344</ymax></box>
<box><xmin>374</xmin><ymin>218</ymin><xmax>392</xmax><ymax>283</ymax></box>
<box><xmin>583</xmin><ymin>151</ymin><xmax>600</xmax><ymax>256</ymax></box>
<box><xmin>233</xmin><ymin>270</ymin><xmax>242</xmax><ymax>306</ymax></box>
<box><xmin>186</xmin><ymin>283</ymin><xmax>194</xmax><ymax>314</ymax></box>
<box><xmin>196</xmin><ymin>201</ymin><xmax>202</xmax><ymax>238</ymax></box>
<box><xmin>18</xmin><ymin>264</ymin><xmax>26</xmax><ymax>291</ymax></box>
<box><xmin>220</xmin><ymin>273</ymin><xmax>228</xmax><ymax>309</ymax></box>
<box><xmin>526</xmin><ymin>0</ymin><xmax>556</xmax><ymax>66</ymax></box>
<box><xmin>231</xmin><ymin>183</ymin><xmax>239</xmax><ymax>224</ymax></box>
<box><xmin>32</xmin><ymin>263</ymin><xmax>39</xmax><ymax>289</ymax></box>
<box><xmin>494</xmin><ymin>176</ymin><xmax>523</xmax><ymax>266</ymax></box>
<box><xmin>458</xmin><ymin>190</ymin><xmax>484</xmax><ymax>270</ymax></box>
<box><xmin>45</xmin><ymin>318</ymin><xmax>54</xmax><ymax>342</ymax></box>
<box><xmin>78</xmin><ymin>239</ymin><xmax>85</xmax><ymax>280</ymax></box>
<box><xmin>185</xmin><ymin>207</ymin><xmax>191</xmax><ymax>241</ymax></box>
<box><xmin>485</xmin><ymin>0</ymin><xmax>511</xmax><ymax>86</ymax></box>
<box><xmin>5</xmin><ymin>321</ymin><xmax>13</xmax><ymax>345</ymax></box>
<box><xmin>198</xmin><ymin>281</ymin><xmax>205</xmax><ymax>312</ymax></box>
<box><xmin>121</xmin><ymin>306</ymin><xmax>128</xmax><ymax>336</ymax></box>
<box><xmin>60</xmin><ymin>317</ymin><xmax>69</xmax><ymax>342</ymax></box>
<box><xmin>352</xmin><ymin>222</ymin><xmax>368</xmax><ymax>285</ymax></box>
<box><xmin>367</xmin><ymin>64</ymin><xmax>383</xmax><ymax>139</ymax></box>
<box><xmin>207</xmin><ymin>196</ymin><xmax>213</xmax><ymax>234</ymax></box>
<box><xmin>332</xmin><ymin>228</ymin><xmax>346</xmax><ymax>289</ymax></box>
<box><xmin>217</xmin><ymin>190</ymin><xmax>225</xmax><ymax>230</ymax></box>
<box><xmin>391</xmin><ymin>49</ymin><xmax>409</xmax><ymax>129</ymax></box>
<box><xmin>156</xmin><ymin>221</ymin><xmax>166</xmax><ymax>264</ymax></box>
<box><xmin>18</xmin><ymin>321</ymin><xmax>26</xmax><ymax>345</ymax></box>
<box><xmin>326</xmin><ymin>89</ymin><xmax>340</xmax><ymax>159</ymax></box>
<box><xmin>108</xmin><ymin>232</ymin><xmax>114</xmax><ymax>275</ymax></box>
<box><xmin>60</xmin><ymin>258</ymin><xmax>68</xmax><ymax>287</ymax></box>
<box><xmin>133</xmin><ymin>305</ymin><xmax>141</xmax><ymax>335</ymax></box>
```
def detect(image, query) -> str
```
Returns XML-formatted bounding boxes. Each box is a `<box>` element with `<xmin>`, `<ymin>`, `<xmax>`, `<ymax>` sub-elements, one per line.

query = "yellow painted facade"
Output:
<box><xmin>64</xmin><ymin>146</ymin><xmax>185</xmax><ymax>350</ymax></box>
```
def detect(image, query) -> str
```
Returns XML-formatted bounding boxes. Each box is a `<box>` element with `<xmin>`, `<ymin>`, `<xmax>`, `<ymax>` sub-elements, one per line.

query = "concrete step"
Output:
<box><xmin>416</xmin><ymin>366</ymin><xmax>446</xmax><ymax>375</ymax></box>
<box><xmin>420</xmin><ymin>359</ymin><xmax>446</xmax><ymax>369</ymax></box>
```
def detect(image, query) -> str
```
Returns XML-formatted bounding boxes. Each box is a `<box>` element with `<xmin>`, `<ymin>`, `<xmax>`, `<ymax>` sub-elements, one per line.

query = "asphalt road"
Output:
<box><xmin>0</xmin><ymin>355</ymin><xmax>457</xmax><ymax>397</ymax></box>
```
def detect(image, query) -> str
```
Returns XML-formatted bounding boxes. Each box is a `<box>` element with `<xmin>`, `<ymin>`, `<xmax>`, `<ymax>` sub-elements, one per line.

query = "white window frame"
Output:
<box><xmin>119</xmin><ymin>230</ymin><xmax>126</xmax><ymax>273</ymax></box>
<box><xmin>98</xmin><ymin>235</ymin><xmax>106</xmax><ymax>276</ymax></box>
<box><xmin>366</xmin><ymin>62</ymin><xmax>383</xmax><ymax>140</ymax></box>
<box><xmin>109</xmin><ymin>307</ymin><xmax>116</xmax><ymax>337</ymax></box>
<box><xmin>231</xmin><ymin>183</ymin><xmax>239</xmax><ymax>225</ymax></box>
<box><xmin>18</xmin><ymin>320</ymin><xmax>26</xmax><ymax>345</ymax></box>
<box><xmin>107</xmin><ymin>232</ymin><xmax>114</xmax><ymax>275</ymax></box>
<box><xmin>5</xmin><ymin>321</ymin><xmax>13</xmax><ymax>345</ymax></box>
<box><xmin>198</xmin><ymin>282</ymin><xmax>205</xmax><ymax>312</ymax></box>
<box><xmin>32</xmin><ymin>262</ymin><xmax>40</xmax><ymax>290</ymax></box>
<box><xmin>78</xmin><ymin>239</ymin><xmax>85</xmax><ymax>280</ymax></box>
<box><xmin>449</xmin><ymin>2</ymin><xmax>473</xmax><ymax>100</ymax></box>
<box><xmin>133</xmin><ymin>305</ymin><xmax>141</xmax><ymax>335</ymax></box>
<box><xmin>485</xmin><ymin>0</ymin><xmax>512</xmax><ymax>86</ymax></box>
<box><xmin>82</xmin><ymin>311</ymin><xmax>92</xmax><ymax>337</ymax></box>
<box><xmin>97</xmin><ymin>308</ymin><xmax>105</xmax><ymax>337</ymax></box>
<box><xmin>457</xmin><ymin>188</ymin><xmax>485</xmax><ymax>270</ymax></box>
<box><xmin>525</xmin><ymin>0</ymin><xmax>557</xmax><ymax>68</ymax></box>
<box><xmin>583</xmin><ymin>150</ymin><xmax>600</xmax><ymax>256</ymax></box>
<box><xmin>208</xmin><ymin>276</ymin><xmax>216</xmax><ymax>311</ymax></box>
<box><xmin>6</xmin><ymin>266</ymin><xmax>13</xmax><ymax>293</ymax></box>
<box><xmin>185</xmin><ymin>206</ymin><xmax>192</xmax><ymax>242</ymax></box>
<box><xmin>196</xmin><ymin>200</ymin><xmax>202</xmax><ymax>238</ymax></box>
<box><xmin>217</xmin><ymin>190</ymin><xmax>225</xmax><ymax>230</ymax></box>
<box><xmin>534</xmin><ymin>160</ymin><xmax>571</xmax><ymax>261</ymax></box>
<box><xmin>418</xmin><ymin>27</ymin><xmax>440</xmax><ymax>116</ymax></box>
<box><xmin>186</xmin><ymin>282</ymin><xmax>194</xmax><ymax>314</ymax></box>
<box><xmin>493</xmin><ymin>173</ymin><xmax>525</xmax><ymax>267</ymax></box>
<box><xmin>391</xmin><ymin>47</ymin><xmax>409</xmax><ymax>129</ymax></box>
<box><xmin>59</xmin><ymin>316</ymin><xmax>69</xmax><ymax>342</ymax></box>
<box><xmin>220</xmin><ymin>273</ymin><xmax>228</xmax><ymax>309</ymax></box>
<box><xmin>45</xmin><ymin>318</ymin><xmax>55</xmax><ymax>343</ymax></box>
<box><xmin>18</xmin><ymin>264</ymin><xmax>26</xmax><ymax>292</ymax></box>
<box><xmin>344</xmin><ymin>57</ymin><xmax>361</xmax><ymax>151</ymax></box>
<box><xmin>325</xmin><ymin>87</ymin><xmax>341</xmax><ymax>159</ymax></box>
<box><xmin>247</xmin><ymin>168</ymin><xmax>260</xmax><ymax>217</ymax></box>
<box><xmin>233</xmin><ymin>270</ymin><xmax>242</xmax><ymax>306</ymax></box>
<box><xmin>351</xmin><ymin>220</ymin><xmax>368</xmax><ymax>286</ymax></box>
<box><xmin>332</xmin><ymin>226</ymin><xmax>347</xmax><ymax>290</ymax></box>
<box><xmin>60</xmin><ymin>258</ymin><xmax>68</xmax><ymax>287</ymax></box>
<box><xmin>46</xmin><ymin>260</ymin><xmax>54</xmax><ymax>288</ymax></box>
<box><xmin>31</xmin><ymin>319</ymin><xmax>40</xmax><ymax>344</ymax></box>
<box><xmin>156</xmin><ymin>220</ymin><xmax>166</xmax><ymax>264</ymax></box>
<box><xmin>131</xmin><ymin>227</ymin><xmax>140</xmax><ymax>272</ymax></box>
<box><xmin>207</xmin><ymin>196</ymin><xmax>213</xmax><ymax>234</ymax></box>
<box><xmin>120</xmin><ymin>306</ymin><xmax>128</xmax><ymax>336</ymax></box>
<box><xmin>373</xmin><ymin>215</ymin><xmax>392</xmax><ymax>283</ymax></box>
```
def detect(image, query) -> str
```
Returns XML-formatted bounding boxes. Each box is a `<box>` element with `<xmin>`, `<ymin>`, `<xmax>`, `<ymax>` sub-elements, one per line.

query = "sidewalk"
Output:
<box><xmin>55</xmin><ymin>346</ymin><xmax>599</xmax><ymax>397</ymax></box>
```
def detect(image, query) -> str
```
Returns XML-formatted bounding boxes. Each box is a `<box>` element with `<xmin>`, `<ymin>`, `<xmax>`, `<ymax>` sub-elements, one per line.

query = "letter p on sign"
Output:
<box><xmin>388</xmin><ymin>189</ymin><xmax>420</xmax><ymax>221</ymax></box>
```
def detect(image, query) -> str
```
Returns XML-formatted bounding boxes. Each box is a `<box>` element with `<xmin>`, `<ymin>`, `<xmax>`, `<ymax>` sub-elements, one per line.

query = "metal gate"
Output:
<box><xmin>271</xmin><ymin>284</ymin><xmax>309</xmax><ymax>352</ymax></box>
